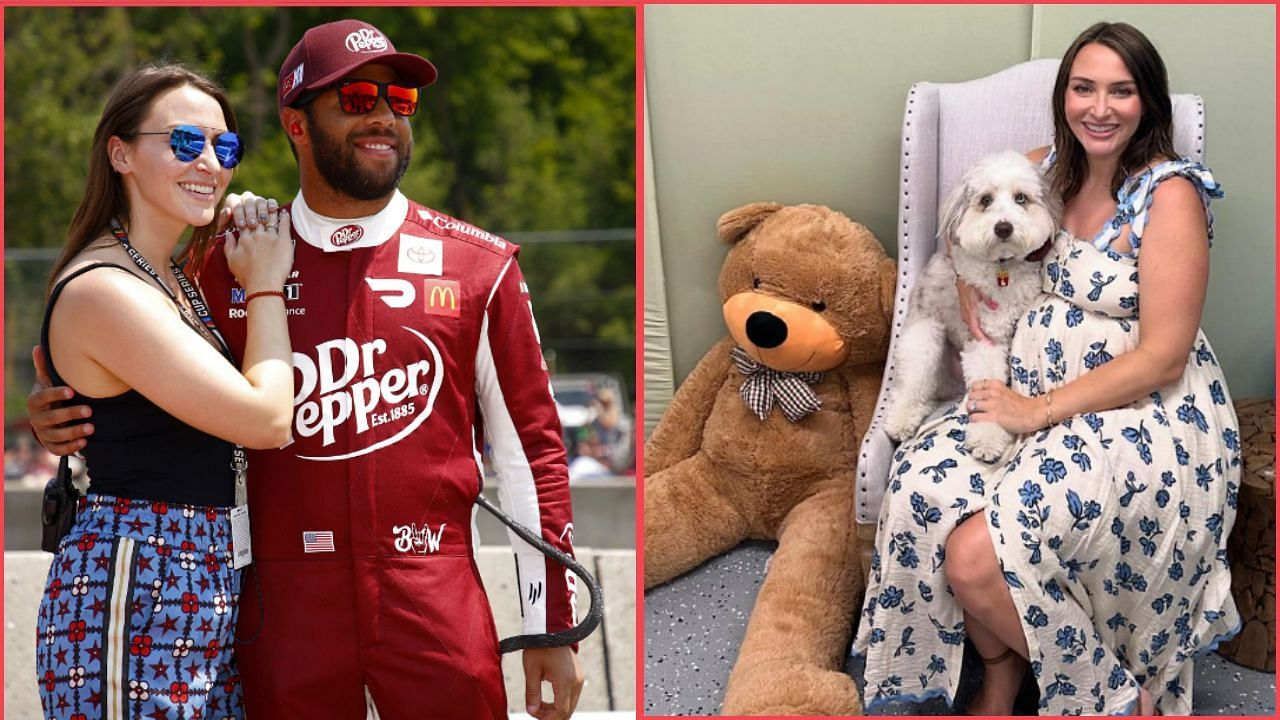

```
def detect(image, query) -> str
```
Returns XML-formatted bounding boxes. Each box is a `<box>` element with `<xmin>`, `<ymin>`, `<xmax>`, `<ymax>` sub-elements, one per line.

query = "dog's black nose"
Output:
<box><xmin>994</xmin><ymin>220</ymin><xmax>1014</xmax><ymax>239</ymax></box>
<box><xmin>746</xmin><ymin>311</ymin><xmax>788</xmax><ymax>349</ymax></box>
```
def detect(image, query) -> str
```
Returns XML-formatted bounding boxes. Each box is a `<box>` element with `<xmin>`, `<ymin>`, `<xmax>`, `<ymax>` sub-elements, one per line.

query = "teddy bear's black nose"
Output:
<box><xmin>994</xmin><ymin>220</ymin><xmax>1013</xmax><ymax>239</ymax></box>
<box><xmin>746</xmin><ymin>311</ymin><xmax>788</xmax><ymax>349</ymax></box>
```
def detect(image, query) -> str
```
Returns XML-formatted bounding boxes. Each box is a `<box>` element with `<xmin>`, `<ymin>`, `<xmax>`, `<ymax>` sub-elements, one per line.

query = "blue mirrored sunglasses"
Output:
<box><xmin>135</xmin><ymin>124</ymin><xmax>243</xmax><ymax>169</ymax></box>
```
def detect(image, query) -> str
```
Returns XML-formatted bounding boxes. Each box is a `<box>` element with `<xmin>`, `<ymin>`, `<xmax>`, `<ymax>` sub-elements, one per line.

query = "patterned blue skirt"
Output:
<box><xmin>36</xmin><ymin>494</ymin><xmax>244</xmax><ymax>720</ymax></box>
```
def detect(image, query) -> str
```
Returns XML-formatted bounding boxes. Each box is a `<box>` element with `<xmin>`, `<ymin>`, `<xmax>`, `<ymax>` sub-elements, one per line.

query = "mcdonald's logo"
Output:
<box><xmin>422</xmin><ymin>279</ymin><xmax>461</xmax><ymax>318</ymax></box>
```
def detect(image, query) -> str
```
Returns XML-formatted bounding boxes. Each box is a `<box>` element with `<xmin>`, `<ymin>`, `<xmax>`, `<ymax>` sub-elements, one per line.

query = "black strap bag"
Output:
<box><xmin>40</xmin><ymin>456</ymin><xmax>79</xmax><ymax>553</ymax></box>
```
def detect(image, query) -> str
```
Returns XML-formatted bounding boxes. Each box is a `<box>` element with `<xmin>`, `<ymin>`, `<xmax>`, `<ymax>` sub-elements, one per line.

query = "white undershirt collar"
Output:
<box><xmin>291</xmin><ymin>190</ymin><xmax>408</xmax><ymax>253</ymax></box>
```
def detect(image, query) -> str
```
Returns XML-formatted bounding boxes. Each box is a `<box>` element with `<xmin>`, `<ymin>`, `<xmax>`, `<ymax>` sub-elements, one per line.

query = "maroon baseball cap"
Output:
<box><xmin>278</xmin><ymin>19</ymin><xmax>438</xmax><ymax>111</ymax></box>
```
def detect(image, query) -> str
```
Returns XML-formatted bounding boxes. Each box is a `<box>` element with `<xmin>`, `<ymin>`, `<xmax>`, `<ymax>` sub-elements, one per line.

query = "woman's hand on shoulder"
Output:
<box><xmin>218</xmin><ymin>191</ymin><xmax>274</xmax><ymax>233</ymax></box>
<box><xmin>225</xmin><ymin>205</ymin><xmax>293</xmax><ymax>293</ymax></box>
<box><xmin>1025</xmin><ymin>146</ymin><xmax>1050</xmax><ymax>164</ymax></box>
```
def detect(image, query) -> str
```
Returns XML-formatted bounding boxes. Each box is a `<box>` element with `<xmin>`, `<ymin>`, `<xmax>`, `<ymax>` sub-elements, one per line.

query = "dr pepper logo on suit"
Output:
<box><xmin>285</xmin><ymin>328</ymin><xmax>444</xmax><ymax>462</ymax></box>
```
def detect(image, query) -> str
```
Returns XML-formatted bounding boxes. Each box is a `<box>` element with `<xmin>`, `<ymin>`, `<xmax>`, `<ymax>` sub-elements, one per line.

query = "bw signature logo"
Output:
<box><xmin>392</xmin><ymin>523</ymin><xmax>446</xmax><ymax>555</ymax></box>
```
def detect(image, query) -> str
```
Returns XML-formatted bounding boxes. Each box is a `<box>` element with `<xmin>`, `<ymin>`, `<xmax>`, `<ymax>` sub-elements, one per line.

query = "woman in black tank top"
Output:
<box><xmin>32</xmin><ymin>63</ymin><xmax>294</xmax><ymax>720</ymax></box>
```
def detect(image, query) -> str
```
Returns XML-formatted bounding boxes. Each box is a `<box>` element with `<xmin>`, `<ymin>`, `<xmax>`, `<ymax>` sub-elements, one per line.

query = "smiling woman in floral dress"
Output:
<box><xmin>853</xmin><ymin>22</ymin><xmax>1241</xmax><ymax>716</ymax></box>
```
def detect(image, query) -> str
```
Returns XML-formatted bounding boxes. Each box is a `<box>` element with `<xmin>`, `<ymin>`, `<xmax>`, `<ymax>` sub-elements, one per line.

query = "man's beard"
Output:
<box><xmin>310</xmin><ymin>122</ymin><xmax>412</xmax><ymax>201</ymax></box>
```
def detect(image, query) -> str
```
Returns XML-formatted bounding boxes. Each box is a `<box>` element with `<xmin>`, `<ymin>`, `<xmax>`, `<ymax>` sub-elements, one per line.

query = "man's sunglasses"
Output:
<box><xmin>295</xmin><ymin>80</ymin><xmax>420</xmax><ymax>117</ymax></box>
<box><xmin>135</xmin><ymin>124</ymin><xmax>244</xmax><ymax>169</ymax></box>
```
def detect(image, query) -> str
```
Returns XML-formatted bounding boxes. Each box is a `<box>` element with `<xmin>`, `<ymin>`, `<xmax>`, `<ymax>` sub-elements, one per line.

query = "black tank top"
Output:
<box><xmin>40</xmin><ymin>263</ymin><xmax>234</xmax><ymax>506</ymax></box>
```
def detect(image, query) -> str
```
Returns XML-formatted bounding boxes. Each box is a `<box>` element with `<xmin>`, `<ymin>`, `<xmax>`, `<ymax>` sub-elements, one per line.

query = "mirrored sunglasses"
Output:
<box><xmin>297</xmin><ymin>80</ymin><xmax>420</xmax><ymax>117</ymax></box>
<box><xmin>135</xmin><ymin>124</ymin><xmax>243</xmax><ymax>169</ymax></box>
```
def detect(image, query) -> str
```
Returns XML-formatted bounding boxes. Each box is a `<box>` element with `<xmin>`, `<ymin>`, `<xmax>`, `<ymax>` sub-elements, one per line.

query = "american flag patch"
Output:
<box><xmin>303</xmin><ymin>531</ymin><xmax>335</xmax><ymax>553</ymax></box>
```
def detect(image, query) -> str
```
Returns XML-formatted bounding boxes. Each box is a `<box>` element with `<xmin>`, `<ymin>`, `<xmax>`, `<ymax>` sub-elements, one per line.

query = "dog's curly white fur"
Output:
<box><xmin>884</xmin><ymin>150</ymin><xmax>1062</xmax><ymax>461</ymax></box>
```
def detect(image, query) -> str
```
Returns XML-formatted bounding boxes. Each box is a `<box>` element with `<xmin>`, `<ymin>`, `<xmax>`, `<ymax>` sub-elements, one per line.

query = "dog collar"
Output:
<box><xmin>995</xmin><ymin>238</ymin><xmax>1054</xmax><ymax>287</ymax></box>
<box><xmin>1024</xmin><ymin>237</ymin><xmax>1054</xmax><ymax>262</ymax></box>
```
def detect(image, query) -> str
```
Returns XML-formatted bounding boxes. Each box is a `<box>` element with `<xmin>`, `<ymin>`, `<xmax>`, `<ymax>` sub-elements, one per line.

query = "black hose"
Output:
<box><xmin>474</xmin><ymin>493</ymin><xmax>604</xmax><ymax>653</ymax></box>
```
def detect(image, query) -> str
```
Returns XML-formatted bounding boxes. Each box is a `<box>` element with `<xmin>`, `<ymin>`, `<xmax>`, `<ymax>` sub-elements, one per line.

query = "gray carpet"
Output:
<box><xmin>645</xmin><ymin>542</ymin><xmax>1275</xmax><ymax>716</ymax></box>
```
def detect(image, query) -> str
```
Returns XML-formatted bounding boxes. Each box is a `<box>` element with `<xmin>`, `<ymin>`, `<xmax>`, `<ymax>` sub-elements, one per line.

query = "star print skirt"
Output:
<box><xmin>36</xmin><ymin>494</ymin><xmax>244</xmax><ymax>720</ymax></box>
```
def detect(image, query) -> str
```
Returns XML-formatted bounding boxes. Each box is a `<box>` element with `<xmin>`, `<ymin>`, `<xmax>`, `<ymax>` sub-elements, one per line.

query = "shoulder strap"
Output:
<box><xmin>40</xmin><ymin>262</ymin><xmax>132</xmax><ymax>388</ymax></box>
<box><xmin>1125</xmin><ymin>160</ymin><xmax>1224</xmax><ymax>252</ymax></box>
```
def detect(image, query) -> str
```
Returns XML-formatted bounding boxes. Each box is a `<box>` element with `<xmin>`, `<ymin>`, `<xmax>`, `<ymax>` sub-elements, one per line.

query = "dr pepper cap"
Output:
<box><xmin>278</xmin><ymin>19</ymin><xmax>438</xmax><ymax>111</ymax></box>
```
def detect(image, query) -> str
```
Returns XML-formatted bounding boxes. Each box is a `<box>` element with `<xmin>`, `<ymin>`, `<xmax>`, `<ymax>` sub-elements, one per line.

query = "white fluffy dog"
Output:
<box><xmin>883</xmin><ymin>150</ymin><xmax>1062</xmax><ymax>461</ymax></box>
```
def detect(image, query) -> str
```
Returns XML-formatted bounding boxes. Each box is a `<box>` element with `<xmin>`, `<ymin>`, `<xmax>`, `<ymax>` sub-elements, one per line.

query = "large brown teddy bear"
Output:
<box><xmin>645</xmin><ymin>202</ymin><xmax>896</xmax><ymax>716</ymax></box>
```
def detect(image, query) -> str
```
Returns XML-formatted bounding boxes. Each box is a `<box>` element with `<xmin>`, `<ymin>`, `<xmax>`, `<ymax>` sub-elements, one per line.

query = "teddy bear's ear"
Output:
<box><xmin>878</xmin><ymin>256</ymin><xmax>898</xmax><ymax>324</ymax></box>
<box><xmin>716</xmin><ymin>202</ymin><xmax>783</xmax><ymax>245</ymax></box>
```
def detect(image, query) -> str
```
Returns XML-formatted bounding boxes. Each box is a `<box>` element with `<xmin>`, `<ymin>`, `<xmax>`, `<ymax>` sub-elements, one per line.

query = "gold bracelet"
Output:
<box><xmin>1044</xmin><ymin>391</ymin><xmax>1054</xmax><ymax>428</ymax></box>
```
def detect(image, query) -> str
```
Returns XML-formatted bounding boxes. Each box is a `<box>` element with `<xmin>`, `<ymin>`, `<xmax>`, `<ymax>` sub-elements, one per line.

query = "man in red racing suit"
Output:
<box><xmin>202</xmin><ymin>192</ymin><xmax>579</xmax><ymax>718</ymax></box>
<box><xmin>203</xmin><ymin>20</ymin><xmax>582</xmax><ymax>720</ymax></box>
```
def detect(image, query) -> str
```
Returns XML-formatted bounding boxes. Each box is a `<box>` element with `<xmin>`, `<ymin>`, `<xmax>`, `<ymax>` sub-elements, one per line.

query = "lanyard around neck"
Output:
<box><xmin>109</xmin><ymin>218</ymin><xmax>249</xmax><ymax>498</ymax></box>
<box><xmin>109</xmin><ymin>219</ymin><xmax>233</xmax><ymax>360</ymax></box>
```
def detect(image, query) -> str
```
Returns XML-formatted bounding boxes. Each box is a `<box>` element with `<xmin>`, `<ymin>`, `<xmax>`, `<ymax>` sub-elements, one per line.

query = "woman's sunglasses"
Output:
<box><xmin>296</xmin><ymin>80</ymin><xmax>420</xmax><ymax>117</ymax></box>
<box><xmin>135</xmin><ymin>125</ymin><xmax>244</xmax><ymax>169</ymax></box>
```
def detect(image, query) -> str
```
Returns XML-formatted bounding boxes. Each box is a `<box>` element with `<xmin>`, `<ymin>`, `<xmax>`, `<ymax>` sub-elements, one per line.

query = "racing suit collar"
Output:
<box><xmin>291</xmin><ymin>190</ymin><xmax>408</xmax><ymax>253</ymax></box>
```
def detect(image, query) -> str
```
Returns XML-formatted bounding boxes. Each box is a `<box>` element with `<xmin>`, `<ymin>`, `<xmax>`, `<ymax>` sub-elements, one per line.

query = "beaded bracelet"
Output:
<box><xmin>1044</xmin><ymin>391</ymin><xmax>1054</xmax><ymax>427</ymax></box>
<box><xmin>246</xmin><ymin>290</ymin><xmax>286</xmax><ymax>303</ymax></box>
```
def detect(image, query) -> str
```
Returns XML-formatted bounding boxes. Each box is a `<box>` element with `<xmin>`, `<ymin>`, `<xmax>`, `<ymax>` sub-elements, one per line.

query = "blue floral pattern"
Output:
<box><xmin>853</xmin><ymin>161</ymin><xmax>1241</xmax><ymax>715</ymax></box>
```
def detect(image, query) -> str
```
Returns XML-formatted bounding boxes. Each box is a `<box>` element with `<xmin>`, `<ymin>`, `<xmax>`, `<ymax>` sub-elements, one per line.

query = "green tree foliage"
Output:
<box><xmin>4</xmin><ymin>7</ymin><xmax>635</xmax><ymax>418</ymax></box>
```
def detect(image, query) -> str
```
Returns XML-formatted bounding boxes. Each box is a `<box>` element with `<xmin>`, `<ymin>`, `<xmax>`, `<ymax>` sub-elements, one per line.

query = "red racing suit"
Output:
<box><xmin>198</xmin><ymin>191</ymin><xmax>576</xmax><ymax>719</ymax></box>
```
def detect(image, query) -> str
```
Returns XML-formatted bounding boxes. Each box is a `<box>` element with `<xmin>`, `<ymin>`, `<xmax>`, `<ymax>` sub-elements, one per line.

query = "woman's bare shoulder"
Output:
<box><xmin>54</xmin><ymin>246</ymin><xmax>160</xmax><ymax>316</ymax></box>
<box><xmin>54</xmin><ymin>238</ymin><xmax>130</xmax><ymax>284</ymax></box>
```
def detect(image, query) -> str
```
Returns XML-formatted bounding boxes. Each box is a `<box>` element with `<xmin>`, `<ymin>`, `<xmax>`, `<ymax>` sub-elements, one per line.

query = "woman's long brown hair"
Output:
<box><xmin>1048</xmin><ymin>22</ymin><xmax>1179</xmax><ymax>205</ymax></box>
<box><xmin>47</xmin><ymin>63</ymin><xmax>238</xmax><ymax>296</ymax></box>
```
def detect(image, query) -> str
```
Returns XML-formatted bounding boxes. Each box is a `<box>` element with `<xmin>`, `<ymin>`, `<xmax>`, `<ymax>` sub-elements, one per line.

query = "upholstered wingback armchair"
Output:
<box><xmin>854</xmin><ymin>58</ymin><xmax>1208</xmax><ymax>554</ymax></box>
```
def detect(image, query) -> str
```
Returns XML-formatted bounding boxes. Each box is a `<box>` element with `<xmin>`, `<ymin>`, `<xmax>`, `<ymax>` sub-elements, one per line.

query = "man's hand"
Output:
<box><xmin>27</xmin><ymin>346</ymin><xmax>93</xmax><ymax>455</ymax></box>
<box><xmin>522</xmin><ymin>646</ymin><xmax>584</xmax><ymax>720</ymax></box>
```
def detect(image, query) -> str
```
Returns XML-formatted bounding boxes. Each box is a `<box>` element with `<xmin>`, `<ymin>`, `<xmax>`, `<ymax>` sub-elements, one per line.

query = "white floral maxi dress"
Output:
<box><xmin>852</xmin><ymin>160</ymin><xmax>1241</xmax><ymax>716</ymax></box>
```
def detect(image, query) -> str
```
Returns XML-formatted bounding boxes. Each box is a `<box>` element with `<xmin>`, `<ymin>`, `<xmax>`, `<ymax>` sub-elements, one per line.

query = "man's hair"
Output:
<box><xmin>1048</xmin><ymin>22</ymin><xmax>1178</xmax><ymax>204</ymax></box>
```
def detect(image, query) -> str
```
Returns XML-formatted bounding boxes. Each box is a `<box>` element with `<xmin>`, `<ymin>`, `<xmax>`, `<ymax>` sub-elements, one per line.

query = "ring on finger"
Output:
<box><xmin>968</xmin><ymin>400</ymin><xmax>978</xmax><ymax>412</ymax></box>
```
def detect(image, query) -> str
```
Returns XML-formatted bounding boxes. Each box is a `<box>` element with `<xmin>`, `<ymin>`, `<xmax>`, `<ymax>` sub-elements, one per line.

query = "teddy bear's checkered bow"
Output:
<box><xmin>731</xmin><ymin>346</ymin><xmax>824</xmax><ymax>422</ymax></box>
